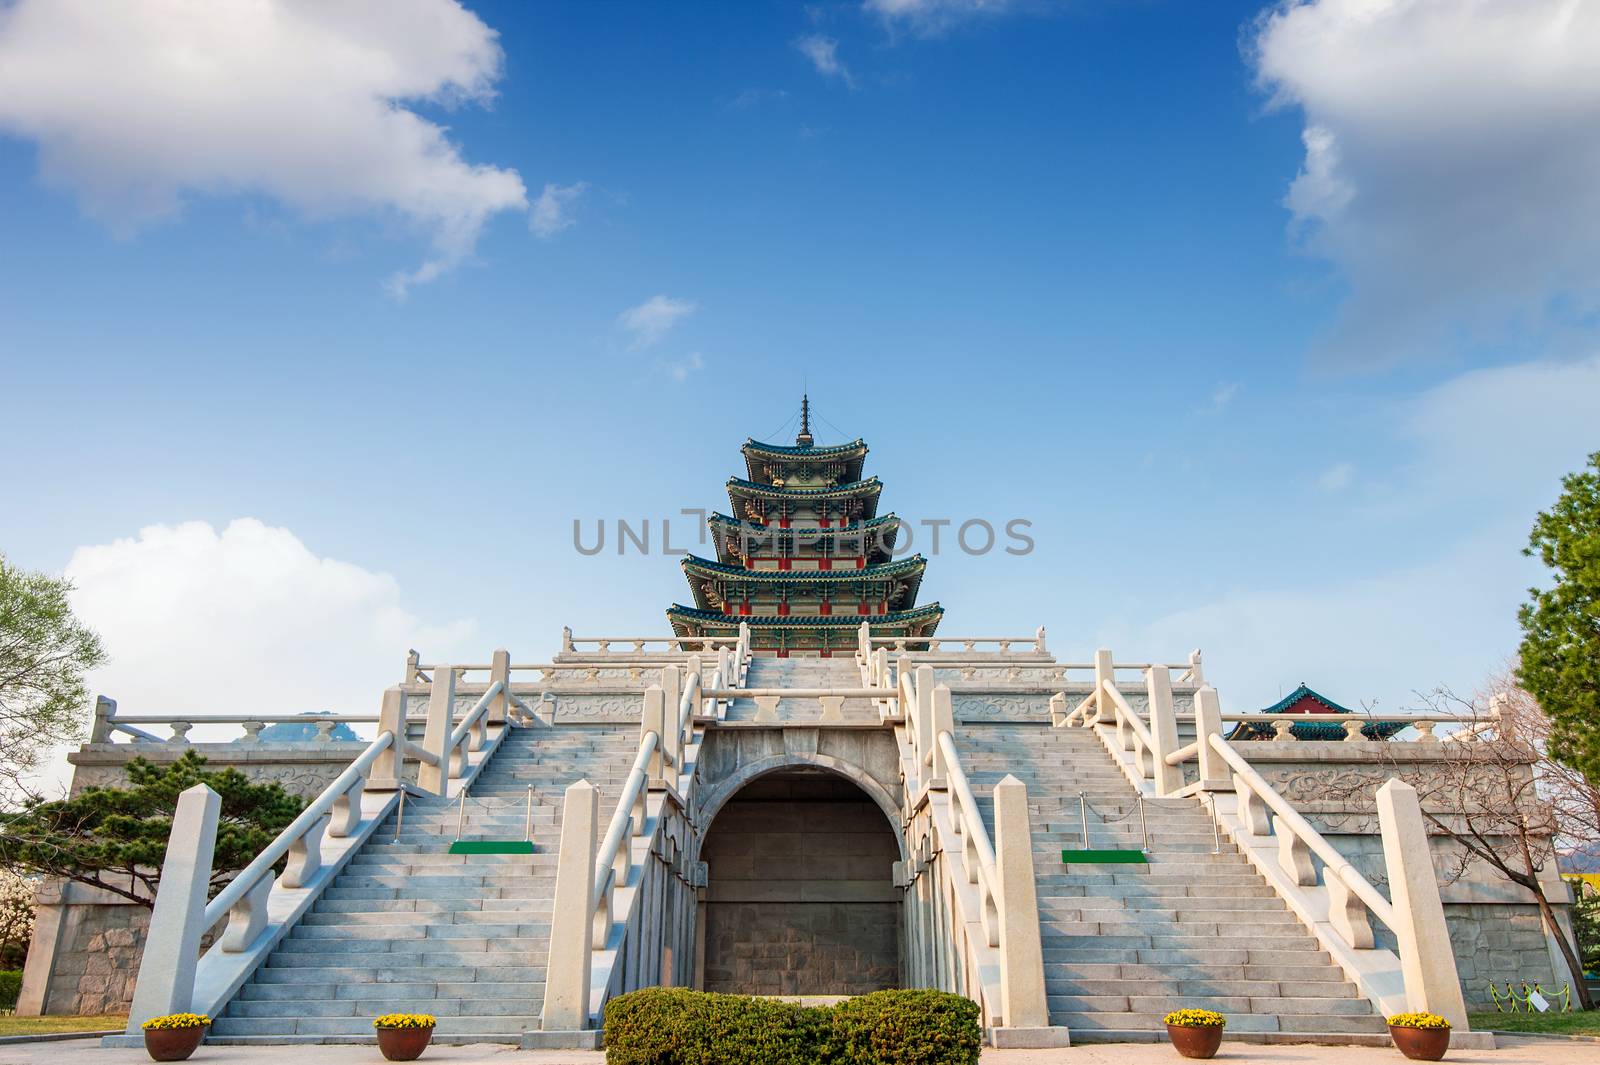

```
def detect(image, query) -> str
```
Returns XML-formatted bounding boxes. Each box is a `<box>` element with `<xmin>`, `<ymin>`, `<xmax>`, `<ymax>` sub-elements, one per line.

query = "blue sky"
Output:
<box><xmin>2</xmin><ymin>0</ymin><xmax>1598</xmax><ymax>736</ymax></box>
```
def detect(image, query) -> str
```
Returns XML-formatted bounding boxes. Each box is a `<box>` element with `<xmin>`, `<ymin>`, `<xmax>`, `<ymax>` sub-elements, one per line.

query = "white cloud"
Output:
<box><xmin>618</xmin><ymin>295</ymin><xmax>697</xmax><ymax>350</ymax></box>
<box><xmin>1251</xmin><ymin>0</ymin><xmax>1600</xmax><ymax>363</ymax></box>
<box><xmin>1317</xmin><ymin>461</ymin><xmax>1354</xmax><ymax>492</ymax></box>
<box><xmin>530</xmin><ymin>181</ymin><xmax>588</xmax><ymax>239</ymax></box>
<box><xmin>0</xmin><ymin>0</ymin><xmax>529</xmax><ymax>296</ymax></box>
<box><xmin>1210</xmin><ymin>382</ymin><xmax>1241</xmax><ymax>411</ymax></box>
<box><xmin>795</xmin><ymin>35</ymin><xmax>855</xmax><ymax>88</ymax></box>
<box><xmin>866</xmin><ymin>0</ymin><xmax>1018</xmax><ymax>34</ymax></box>
<box><xmin>668</xmin><ymin>352</ymin><xmax>706</xmax><ymax>382</ymax></box>
<box><xmin>64</xmin><ymin>519</ymin><xmax>477</xmax><ymax>725</ymax></box>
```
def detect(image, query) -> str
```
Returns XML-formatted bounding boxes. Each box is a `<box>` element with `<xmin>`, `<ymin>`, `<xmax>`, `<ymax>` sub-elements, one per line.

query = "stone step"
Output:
<box><xmin>228</xmin><ymin>998</ymin><xmax>542</xmax><ymax>1019</ymax></box>
<box><xmin>299</xmin><ymin>911</ymin><xmax>553</xmax><ymax>928</ymax></box>
<box><xmin>1044</xmin><ymin>962</ymin><xmax>1355</xmax><ymax>983</ymax></box>
<box><xmin>1044</xmin><ymin>979</ymin><xmax>1360</xmax><ymax>1000</ymax></box>
<box><xmin>1043</xmin><ymin>947</ymin><xmax>1332</xmax><ymax>967</ymax></box>
<box><xmin>238</xmin><ymin>980</ymin><xmax>545</xmax><ymax>1002</ymax></box>
<box><xmin>288</xmin><ymin>922</ymin><xmax>549</xmax><ymax>940</ymax></box>
<box><xmin>313</xmin><ymin>898</ymin><xmax>553</xmax><ymax>914</ymax></box>
<box><xmin>1048</xmin><ymin>1012</ymin><xmax>1389</xmax><ymax>1035</ymax></box>
<box><xmin>273</xmin><ymin>937</ymin><xmax>548</xmax><ymax>956</ymax></box>
<box><xmin>210</xmin><ymin>1017</ymin><xmax>540</xmax><ymax>1038</ymax></box>
<box><xmin>1036</xmin><ymin>883</ymin><xmax>1277</xmax><ymax>899</ymax></box>
<box><xmin>1042</xmin><ymin>933</ymin><xmax>1319</xmax><ymax>952</ymax></box>
<box><xmin>257</xmin><ymin>962</ymin><xmax>547</xmax><ymax>980</ymax></box>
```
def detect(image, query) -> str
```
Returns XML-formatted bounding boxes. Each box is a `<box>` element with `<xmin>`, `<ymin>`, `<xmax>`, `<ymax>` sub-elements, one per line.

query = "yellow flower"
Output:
<box><xmin>1387</xmin><ymin>1012</ymin><xmax>1450</xmax><ymax>1030</ymax></box>
<box><xmin>373</xmin><ymin>1013</ymin><xmax>437</xmax><ymax>1029</ymax></box>
<box><xmin>141</xmin><ymin>1013</ymin><xmax>210</xmax><ymax>1030</ymax></box>
<box><xmin>1163</xmin><ymin>1008</ymin><xmax>1226</xmax><ymax>1028</ymax></box>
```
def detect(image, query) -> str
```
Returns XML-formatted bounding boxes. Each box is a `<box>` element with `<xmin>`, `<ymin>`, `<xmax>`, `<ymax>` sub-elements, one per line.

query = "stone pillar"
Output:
<box><xmin>488</xmin><ymin>648</ymin><xmax>511</xmax><ymax>725</ymax></box>
<box><xmin>1093</xmin><ymin>648</ymin><xmax>1113</xmax><ymax>726</ymax></box>
<box><xmin>90</xmin><ymin>695</ymin><xmax>117</xmax><ymax>743</ymax></box>
<box><xmin>419</xmin><ymin>667</ymin><xmax>455</xmax><ymax>795</ymax></box>
<box><xmin>368</xmin><ymin>687</ymin><xmax>406</xmax><ymax>791</ymax></box>
<box><xmin>660</xmin><ymin>666</ymin><xmax>682</xmax><ymax>771</ymax></box>
<box><xmin>1193</xmin><ymin>685</ymin><xmax>1230</xmax><ymax>791</ymax></box>
<box><xmin>1377</xmin><ymin>779</ymin><xmax>1470</xmax><ymax>1028</ymax></box>
<box><xmin>930</xmin><ymin>684</ymin><xmax>955</xmax><ymax>783</ymax></box>
<box><xmin>125</xmin><ymin>784</ymin><xmax>220</xmax><ymax>1031</ymax></box>
<box><xmin>993</xmin><ymin>775</ymin><xmax>1048</xmax><ymax>1029</ymax></box>
<box><xmin>542</xmin><ymin>779</ymin><xmax>598</xmax><ymax>1032</ymax></box>
<box><xmin>1146</xmin><ymin>667</ymin><xmax>1182</xmax><ymax>795</ymax></box>
<box><xmin>642</xmin><ymin>685</ymin><xmax>667</xmax><ymax>786</ymax></box>
<box><xmin>915</xmin><ymin>665</ymin><xmax>935</xmax><ymax>780</ymax></box>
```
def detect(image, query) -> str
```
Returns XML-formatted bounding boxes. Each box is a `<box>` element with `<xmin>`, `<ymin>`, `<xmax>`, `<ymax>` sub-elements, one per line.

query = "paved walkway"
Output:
<box><xmin>0</xmin><ymin>1035</ymin><xmax>1593</xmax><ymax>1065</ymax></box>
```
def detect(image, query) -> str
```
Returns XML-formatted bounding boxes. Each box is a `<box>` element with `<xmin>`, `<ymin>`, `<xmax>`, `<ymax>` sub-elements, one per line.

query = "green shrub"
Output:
<box><xmin>0</xmin><ymin>969</ymin><xmax>21</xmax><ymax>1010</ymax></box>
<box><xmin>603</xmin><ymin>987</ymin><xmax>980</xmax><ymax>1065</ymax></box>
<box><xmin>824</xmin><ymin>989</ymin><xmax>981</xmax><ymax>1064</ymax></box>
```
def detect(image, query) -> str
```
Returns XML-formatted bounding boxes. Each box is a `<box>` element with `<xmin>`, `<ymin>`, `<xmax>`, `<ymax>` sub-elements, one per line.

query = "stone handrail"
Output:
<box><xmin>869</xmin><ymin>627</ymin><xmax>1049</xmax><ymax>656</ymax></box>
<box><xmin>895</xmin><ymin>666</ymin><xmax>1050</xmax><ymax>1034</ymax></box>
<box><xmin>124</xmin><ymin>726</ymin><xmax>406</xmax><ymax>1030</ymax></box>
<box><xmin>1056</xmin><ymin>655</ymin><xmax>1474</xmax><ymax>1029</ymax></box>
<box><xmin>89</xmin><ymin>696</ymin><xmax>385</xmax><ymax>745</ymax></box>
<box><xmin>1215</xmin><ymin>711</ymin><xmax>1485</xmax><ymax>742</ymax></box>
<box><xmin>541</xmin><ymin>651</ymin><xmax>744</xmax><ymax>1036</ymax></box>
<box><xmin>1207</xmin><ymin>733</ymin><xmax>1398</xmax><ymax>930</ymax></box>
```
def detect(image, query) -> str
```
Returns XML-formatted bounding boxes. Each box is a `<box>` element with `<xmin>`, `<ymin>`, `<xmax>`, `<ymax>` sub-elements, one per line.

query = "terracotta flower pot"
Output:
<box><xmin>1166</xmin><ymin>1023</ymin><xmax>1224</xmax><ymax>1059</ymax></box>
<box><xmin>376</xmin><ymin>1025</ymin><xmax>435</xmax><ymax>1062</ymax></box>
<box><xmin>143</xmin><ymin>1025</ymin><xmax>207</xmax><ymax>1062</ymax></box>
<box><xmin>1389</xmin><ymin>1024</ymin><xmax>1450</xmax><ymax>1061</ymax></box>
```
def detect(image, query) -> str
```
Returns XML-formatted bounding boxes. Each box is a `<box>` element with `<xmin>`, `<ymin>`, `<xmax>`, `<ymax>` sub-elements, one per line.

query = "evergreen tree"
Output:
<box><xmin>1518</xmin><ymin>451</ymin><xmax>1600</xmax><ymax>790</ymax></box>
<box><xmin>0</xmin><ymin>750</ymin><xmax>305</xmax><ymax>906</ymax></box>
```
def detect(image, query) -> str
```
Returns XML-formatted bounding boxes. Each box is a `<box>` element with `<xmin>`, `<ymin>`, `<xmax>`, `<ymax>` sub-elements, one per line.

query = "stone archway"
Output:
<box><xmin>696</xmin><ymin>765</ymin><xmax>903</xmax><ymax>997</ymax></box>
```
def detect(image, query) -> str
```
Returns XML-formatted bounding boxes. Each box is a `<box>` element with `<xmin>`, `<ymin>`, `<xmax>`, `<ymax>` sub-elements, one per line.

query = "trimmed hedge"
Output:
<box><xmin>603</xmin><ymin>987</ymin><xmax>981</xmax><ymax>1065</ymax></box>
<box><xmin>0</xmin><ymin>969</ymin><xmax>21</xmax><ymax>1010</ymax></box>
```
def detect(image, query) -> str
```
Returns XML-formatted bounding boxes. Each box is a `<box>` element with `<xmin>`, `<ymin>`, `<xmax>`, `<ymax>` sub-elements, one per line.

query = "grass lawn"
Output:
<box><xmin>1470</xmin><ymin>1010</ymin><xmax>1600</xmax><ymax>1036</ymax></box>
<box><xmin>0</xmin><ymin>1014</ymin><xmax>127</xmax><ymax>1037</ymax></box>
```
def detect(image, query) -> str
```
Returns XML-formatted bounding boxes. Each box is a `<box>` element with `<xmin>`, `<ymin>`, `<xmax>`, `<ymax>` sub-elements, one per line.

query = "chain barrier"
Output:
<box><xmin>1074</xmin><ymin>792</ymin><xmax>1214</xmax><ymax>852</ymax></box>
<box><xmin>1487</xmin><ymin>981</ymin><xmax>1573</xmax><ymax>1012</ymax></box>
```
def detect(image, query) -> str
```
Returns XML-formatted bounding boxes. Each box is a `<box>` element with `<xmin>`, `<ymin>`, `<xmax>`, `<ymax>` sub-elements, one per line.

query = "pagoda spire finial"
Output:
<box><xmin>796</xmin><ymin>393</ymin><xmax>814</xmax><ymax>447</ymax></box>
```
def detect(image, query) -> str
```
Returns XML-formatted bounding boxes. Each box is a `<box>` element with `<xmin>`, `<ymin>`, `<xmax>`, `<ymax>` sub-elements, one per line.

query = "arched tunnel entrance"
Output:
<box><xmin>697</xmin><ymin>766</ymin><xmax>903</xmax><ymax>996</ymax></box>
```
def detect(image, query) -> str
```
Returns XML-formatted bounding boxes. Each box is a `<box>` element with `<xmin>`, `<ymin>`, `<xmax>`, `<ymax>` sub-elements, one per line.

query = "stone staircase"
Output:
<box><xmin>211</xmin><ymin>723</ymin><xmax>639</xmax><ymax>1043</ymax></box>
<box><xmin>725</xmin><ymin>656</ymin><xmax>877</xmax><ymax>723</ymax></box>
<box><xmin>958</xmin><ymin>719</ymin><xmax>1388</xmax><ymax>1042</ymax></box>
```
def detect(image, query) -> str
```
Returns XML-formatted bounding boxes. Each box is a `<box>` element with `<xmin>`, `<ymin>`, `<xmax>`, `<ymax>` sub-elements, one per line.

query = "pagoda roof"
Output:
<box><xmin>742</xmin><ymin>437</ymin><xmax>868</xmax><ymax>459</ymax></box>
<box><xmin>667</xmin><ymin>602</ymin><xmax>944</xmax><ymax>630</ymax></box>
<box><xmin>726</xmin><ymin>477</ymin><xmax>882</xmax><ymax>519</ymax></box>
<box><xmin>743</xmin><ymin>438</ymin><xmax>868</xmax><ymax>484</ymax></box>
<box><xmin>707</xmin><ymin>512</ymin><xmax>901</xmax><ymax>564</ymax></box>
<box><xmin>681</xmin><ymin>553</ymin><xmax>925</xmax><ymax>582</ymax></box>
<box><xmin>1228</xmin><ymin>683</ymin><xmax>1407</xmax><ymax>741</ymax></box>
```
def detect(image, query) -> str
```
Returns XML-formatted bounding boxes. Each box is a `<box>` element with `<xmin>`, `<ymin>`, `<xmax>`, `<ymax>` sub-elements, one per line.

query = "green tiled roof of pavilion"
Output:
<box><xmin>667</xmin><ymin>603</ymin><xmax>944</xmax><ymax>630</ymax></box>
<box><xmin>669</xmin><ymin>396</ymin><xmax>941</xmax><ymax>655</ymax></box>
<box><xmin>680</xmin><ymin>554</ymin><xmax>928</xmax><ymax>612</ymax></box>
<box><xmin>707</xmin><ymin>511</ymin><xmax>902</xmax><ymax>565</ymax></box>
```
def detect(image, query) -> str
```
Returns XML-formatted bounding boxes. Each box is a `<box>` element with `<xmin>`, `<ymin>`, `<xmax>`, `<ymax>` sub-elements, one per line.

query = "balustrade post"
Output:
<box><xmin>1193</xmin><ymin>686</ymin><xmax>1229</xmax><ymax>790</ymax></box>
<box><xmin>931</xmin><ymin>685</ymin><xmax>955</xmax><ymax>782</ymax></box>
<box><xmin>541</xmin><ymin>779</ymin><xmax>598</xmax><ymax>1033</ymax></box>
<box><xmin>993</xmin><ymin>775</ymin><xmax>1048</xmax><ymax>1029</ymax></box>
<box><xmin>1145</xmin><ymin>666</ymin><xmax>1182</xmax><ymax>795</ymax></box>
<box><xmin>404</xmin><ymin>649</ymin><xmax>420</xmax><ymax>685</ymax></box>
<box><xmin>562</xmin><ymin>626</ymin><xmax>575</xmax><ymax>653</ymax></box>
<box><xmin>368</xmin><ymin>687</ymin><xmax>407</xmax><ymax>790</ymax></box>
<box><xmin>125</xmin><ymin>784</ymin><xmax>220</xmax><ymax>1032</ymax></box>
<box><xmin>1034</xmin><ymin>625</ymin><xmax>1047</xmax><ymax>654</ymax></box>
<box><xmin>660</xmin><ymin>666</ymin><xmax>682</xmax><ymax>770</ymax></box>
<box><xmin>488</xmin><ymin>648</ymin><xmax>511</xmax><ymax>725</ymax></box>
<box><xmin>686</xmin><ymin>653</ymin><xmax>703</xmax><ymax>729</ymax></box>
<box><xmin>1187</xmin><ymin>649</ymin><xmax>1205</xmax><ymax>686</ymax></box>
<box><xmin>419</xmin><ymin>667</ymin><xmax>455</xmax><ymax>795</ymax></box>
<box><xmin>642</xmin><ymin>685</ymin><xmax>667</xmax><ymax>786</ymax></box>
<box><xmin>1377</xmin><ymin>779</ymin><xmax>1470</xmax><ymax>1028</ymax></box>
<box><xmin>915</xmin><ymin>665</ymin><xmax>935</xmax><ymax>777</ymax></box>
<box><xmin>1093</xmin><ymin>648</ymin><xmax>1113</xmax><ymax>728</ymax></box>
<box><xmin>90</xmin><ymin>695</ymin><xmax>116</xmax><ymax>742</ymax></box>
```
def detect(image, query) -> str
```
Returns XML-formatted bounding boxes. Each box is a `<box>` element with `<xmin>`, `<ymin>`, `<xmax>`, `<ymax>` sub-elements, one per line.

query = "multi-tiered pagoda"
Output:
<box><xmin>667</xmin><ymin>398</ymin><xmax>943</xmax><ymax>656</ymax></box>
